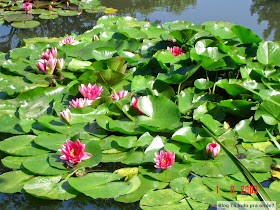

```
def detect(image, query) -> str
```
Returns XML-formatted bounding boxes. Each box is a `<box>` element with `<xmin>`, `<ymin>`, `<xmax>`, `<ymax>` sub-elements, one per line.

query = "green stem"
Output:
<box><xmin>266</xmin><ymin>129</ymin><xmax>280</xmax><ymax>151</ymax></box>
<box><xmin>65</xmin><ymin>168</ymin><xmax>79</xmax><ymax>180</ymax></box>
<box><xmin>238</xmin><ymin>84</ymin><xmax>280</xmax><ymax>107</ymax></box>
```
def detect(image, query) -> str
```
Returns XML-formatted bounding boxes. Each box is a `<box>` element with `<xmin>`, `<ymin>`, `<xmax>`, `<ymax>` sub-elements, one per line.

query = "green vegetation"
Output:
<box><xmin>0</xmin><ymin>15</ymin><xmax>279</xmax><ymax>209</ymax></box>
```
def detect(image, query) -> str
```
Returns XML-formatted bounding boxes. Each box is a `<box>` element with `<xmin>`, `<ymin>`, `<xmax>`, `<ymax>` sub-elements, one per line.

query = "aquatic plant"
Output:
<box><xmin>0</xmin><ymin>16</ymin><xmax>279</xmax><ymax>209</ymax></box>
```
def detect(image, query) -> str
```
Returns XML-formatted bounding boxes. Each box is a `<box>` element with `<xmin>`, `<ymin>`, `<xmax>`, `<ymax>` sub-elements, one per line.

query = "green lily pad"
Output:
<box><xmin>4</xmin><ymin>14</ymin><xmax>33</xmax><ymax>22</ymax></box>
<box><xmin>0</xmin><ymin>135</ymin><xmax>50</xmax><ymax>156</ymax></box>
<box><xmin>1</xmin><ymin>156</ymin><xmax>29</xmax><ymax>169</ymax></box>
<box><xmin>58</xmin><ymin>10</ymin><xmax>79</xmax><ymax>16</ymax></box>
<box><xmin>39</xmin><ymin>14</ymin><xmax>58</xmax><ymax>20</ymax></box>
<box><xmin>137</xmin><ymin>95</ymin><xmax>181</xmax><ymax>132</ymax></box>
<box><xmin>22</xmin><ymin>154</ymin><xmax>69</xmax><ymax>175</ymax></box>
<box><xmin>139</xmin><ymin>162</ymin><xmax>192</xmax><ymax>182</ymax></box>
<box><xmin>24</xmin><ymin>176</ymin><xmax>79</xmax><ymax>200</ymax></box>
<box><xmin>11</xmin><ymin>20</ymin><xmax>40</xmax><ymax>29</ymax></box>
<box><xmin>0</xmin><ymin>170</ymin><xmax>33</xmax><ymax>193</ymax></box>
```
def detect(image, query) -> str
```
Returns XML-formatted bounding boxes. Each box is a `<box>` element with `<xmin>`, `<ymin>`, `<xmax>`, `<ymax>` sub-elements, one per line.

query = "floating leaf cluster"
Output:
<box><xmin>0</xmin><ymin>0</ymin><xmax>117</xmax><ymax>28</ymax></box>
<box><xmin>0</xmin><ymin>16</ymin><xmax>280</xmax><ymax>209</ymax></box>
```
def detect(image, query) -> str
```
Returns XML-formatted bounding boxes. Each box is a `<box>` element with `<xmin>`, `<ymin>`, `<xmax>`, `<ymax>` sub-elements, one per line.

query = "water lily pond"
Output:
<box><xmin>0</xmin><ymin>1</ymin><xmax>280</xmax><ymax>210</ymax></box>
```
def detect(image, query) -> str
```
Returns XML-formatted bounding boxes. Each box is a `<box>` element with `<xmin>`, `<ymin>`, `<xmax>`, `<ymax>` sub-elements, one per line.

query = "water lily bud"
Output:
<box><xmin>56</xmin><ymin>58</ymin><xmax>65</xmax><ymax>70</ymax></box>
<box><xmin>93</xmin><ymin>35</ymin><xmax>99</xmax><ymax>41</ymax></box>
<box><xmin>223</xmin><ymin>121</ymin><xmax>230</xmax><ymax>129</ymax></box>
<box><xmin>59</xmin><ymin>108</ymin><xmax>71</xmax><ymax>125</ymax></box>
<box><xmin>154</xmin><ymin>150</ymin><xmax>175</xmax><ymax>169</ymax></box>
<box><xmin>206</xmin><ymin>141</ymin><xmax>220</xmax><ymax>158</ymax></box>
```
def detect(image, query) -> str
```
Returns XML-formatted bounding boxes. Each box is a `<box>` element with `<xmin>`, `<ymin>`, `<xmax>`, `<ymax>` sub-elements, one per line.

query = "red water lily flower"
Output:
<box><xmin>154</xmin><ymin>150</ymin><xmax>175</xmax><ymax>169</ymax></box>
<box><xmin>167</xmin><ymin>46</ymin><xmax>184</xmax><ymax>56</ymax></box>
<box><xmin>78</xmin><ymin>83</ymin><xmax>103</xmax><ymax>100</ymax></box>
<box><xmin>206</xmin><ymin>141</ymin><xmax>220</xmax><ymax>158</ymax></box>
<box><xmin>59</xmin><ymin>139</ymin><xmax>92</xmax><ymax>164</ymax></box>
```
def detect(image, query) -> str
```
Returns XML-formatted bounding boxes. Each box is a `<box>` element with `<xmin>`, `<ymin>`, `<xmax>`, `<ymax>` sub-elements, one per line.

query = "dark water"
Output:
<box><xmin>0</xmin><ymin>0</ymin><xmax>280</xmax><ymax>53</ymax></box>
<box><xmin>0</xmin><ymin>0</ymin><xmax>278</xmax><ymax>208</ymax></box>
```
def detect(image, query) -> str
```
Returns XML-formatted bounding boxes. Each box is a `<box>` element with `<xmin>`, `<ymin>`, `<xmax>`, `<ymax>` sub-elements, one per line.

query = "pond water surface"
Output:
<box><xmin>0</xmin><ymin>0</ymin><xmax>278</xmax><ymax>209</ymax></box>
<box><xmin>0</xmin><ymin>0</ymin><xmax>280</xmax><ymax>53</ymax></box>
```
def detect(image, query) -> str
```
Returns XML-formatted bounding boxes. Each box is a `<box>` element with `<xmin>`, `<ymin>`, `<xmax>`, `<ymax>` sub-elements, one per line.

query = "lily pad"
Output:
<box><xmin>4</xmin><ymin>14</ymin><xmax>33</xmax><ymax>22</ymax></box>
<box><xmin>24</xmin><ymin>176</ymin><xmax>79</xmax><ymax>200</ymax></box>
<box><xmin>11</xmin><ymin>20</ymin><xmax>40</xmax><ymax>29</ymax></box>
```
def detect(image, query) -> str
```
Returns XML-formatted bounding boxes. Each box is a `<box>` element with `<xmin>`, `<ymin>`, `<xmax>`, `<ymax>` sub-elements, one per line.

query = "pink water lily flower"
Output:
<box><xmin>60</xmin><ymin>36</ymin><xmax>75</xmax><ymax>45</ymax></box>
<box><xmin>40</xmin><ymin>47</ymin><xmax>57</xmax><ymax>60</ymax></box>
<box><xmin>131</xmin><ymin>97</ymin><xmax>143</xmax><ymax>114</ymax></box>
<box><xmin>59</xmin><ymin>139</ymin><xmax>92</xmax><ymax>164</ymax></box>
<box><xmin>78</xmin><ymin>83</ymin><xmax>103</xmax><ymax>100</ymax></box>
<box><xmin>111</xmin><ymin>90</ymin><xmax>128</xmax><ymax>101</ymax></box>
<box><xmin>23</xmin><ymin>2</ymin><xmax>32</xmax><ymax>11</ymax></box>
<box><xmin>154</xmin><ymin>150</ymin><xmax>175</xmax><ymax>169</ymax></box>
<box><xmin>59</xmin><ymin>109</ymin><xmax>71</xmax><ymax>125</ymax></box>
<box><xmin>206</xmin><ymin>141</ymin><xmax>220</xmax><ymax>158</ymax></box>
<box><xmin>69</xmin><ymin>98</ymin><xmax>93</xmax><ymax>108</ymax></box>
<box><xmin>36</xmin><ymin>59</ymin><xmax>47</xmax><ymax>74</ymax></box>
<box><xmin>167</xmin><ymin>46</ymin><xmax>184</xmax><ymax>56</ymax></box>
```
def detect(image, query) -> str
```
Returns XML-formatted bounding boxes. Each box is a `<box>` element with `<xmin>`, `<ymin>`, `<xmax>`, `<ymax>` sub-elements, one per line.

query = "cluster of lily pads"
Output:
<box><xmin>0</xmin><ymin>16</ymin><xmax>280</xmax><ymax>209</ymax></box>
<box><xmin>0</xmin><ymin>0</ymin><xmax>117</xmax><ymax>28</ymax></box>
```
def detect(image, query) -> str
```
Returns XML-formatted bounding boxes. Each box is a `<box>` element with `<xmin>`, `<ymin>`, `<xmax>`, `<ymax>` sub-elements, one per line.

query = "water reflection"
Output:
<box><xmin>250</xmin><ymin>0</ymin><xmax>280</xmax><ymax>41</ymax></box>
<box><xmin>0</xmin><ymin>0</ymin><xmax>197</xmax><ymax>53</ymax></box>
<box><xmin>2</xmin><ymin>0</ymin><xmax>280</xmax><ymax>53</ymax></box>
<box><xmin>0</xmin><ymin>12</ymin><xmax>104</xmax><ymax>53</ymax></box>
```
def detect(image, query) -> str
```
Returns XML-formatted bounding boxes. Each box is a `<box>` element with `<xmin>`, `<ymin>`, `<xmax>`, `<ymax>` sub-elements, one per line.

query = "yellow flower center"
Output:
<box><xmin>70</xmin><ymin>149</ymin><xmax>75</xmax><ymax>157</ymax></box>
<box><xmin>161</xmin><ymin>158</ymin><xmax>167</xmax><ymax>164</ymax></box>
